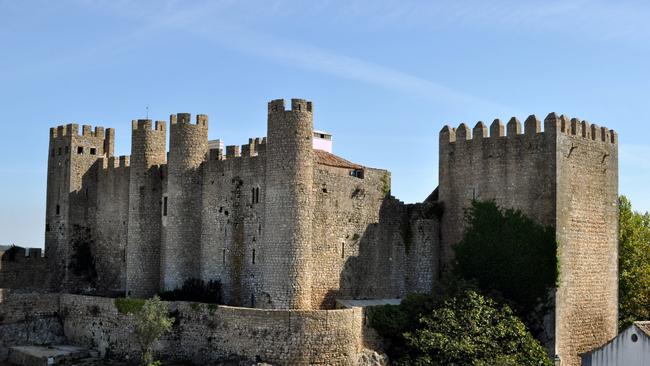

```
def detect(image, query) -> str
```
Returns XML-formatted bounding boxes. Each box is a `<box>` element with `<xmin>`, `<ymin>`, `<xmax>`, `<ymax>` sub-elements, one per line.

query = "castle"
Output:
<box><xmin>1</xmin><ymin>99</ymin><xmax>618</xmax><ymax>366</ymax></box>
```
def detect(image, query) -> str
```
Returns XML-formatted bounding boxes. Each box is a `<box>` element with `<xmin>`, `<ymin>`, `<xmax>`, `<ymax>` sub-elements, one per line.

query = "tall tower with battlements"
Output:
<box><xmin>126</xmin><ymin>119</ymin><xmax>167</xmax><ymax>297</ymax></box>
<box><xmin>438</xmin><ymin>113</ymin><xmax>618</xmax><ymax>366</ymax></box>
<box><xmin>261</xmin><ymin>99</ymin><xmax>314</xmax><ymax>309</ymax></box>
<box><xmin>161</xmin><ymin>113</ymin><xmax>208</xmax><ymax>291</ymax></box>
<box><xmin>46</xmin><ymin>123</ymin><xmax>114</xmax><ymax>289</ymax></box>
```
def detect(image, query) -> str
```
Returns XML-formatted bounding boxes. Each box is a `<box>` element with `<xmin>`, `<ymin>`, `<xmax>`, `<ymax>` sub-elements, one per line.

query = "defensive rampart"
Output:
<box><xmin>60</xmin><ymin>294</ymin><xmax>364</xmax><ymax>365</ymax></box>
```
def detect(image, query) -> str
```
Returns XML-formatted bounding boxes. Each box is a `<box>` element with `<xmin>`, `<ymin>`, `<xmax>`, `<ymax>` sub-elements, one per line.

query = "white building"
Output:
<box><xmin>313</xmin><ymin>130</ymin><xmax>332</xmax><ymax>153</ymax></box>
<box><xmin>581</xmin><ymin>322</ymin><xmax>650</xmax><ymax>366</ymax></box>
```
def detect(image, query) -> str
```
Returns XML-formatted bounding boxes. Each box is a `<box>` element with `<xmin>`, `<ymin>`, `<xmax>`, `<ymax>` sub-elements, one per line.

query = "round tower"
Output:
<box><xmin>126</xmin><ymin>119</ymin><xmax>166</xmax><ymax>297</ymax></box>
<box><xmin>161</xmin><ymin>113</ymin><xmax>208</xmax><ymax>290</ymax></box>
<box><xmin>262</xmin><ymin>98</ymin><xmax>314</xmax><ymax>309</ymax></box>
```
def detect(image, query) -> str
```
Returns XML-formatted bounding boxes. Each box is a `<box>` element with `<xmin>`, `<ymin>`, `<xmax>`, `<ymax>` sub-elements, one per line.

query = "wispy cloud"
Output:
<box><xmin>65</xmin><ymin>0</ymin><xmax>509</xmax><ymax>111</ymax></box>
<box><xmin>317</xmin><ymin>0</ymin><xmax>650</xmax><ymax>41</ymax></box>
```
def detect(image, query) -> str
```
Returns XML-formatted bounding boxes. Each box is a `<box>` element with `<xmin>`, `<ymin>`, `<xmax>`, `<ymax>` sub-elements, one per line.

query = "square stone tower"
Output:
<box><xmin>438</xmin><ymin>113</ymin><xmax>618</xmax><ymax>366</ymax></box>
<box><xmin>46</xmin><ymin>123</ymin><xmax>115</xmax><ymax>289</ymax></box>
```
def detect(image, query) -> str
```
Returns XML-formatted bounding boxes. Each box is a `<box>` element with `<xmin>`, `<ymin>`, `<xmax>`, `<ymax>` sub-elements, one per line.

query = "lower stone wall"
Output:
<box><xmin>60</xmin><ymin>294</ymin><xmax>365</xmax><ymax>365</ymax></box>
<box><xmin>0</xmin><ymin>290</ymin><xmax>64</xmax><ymax>361</ymax></box>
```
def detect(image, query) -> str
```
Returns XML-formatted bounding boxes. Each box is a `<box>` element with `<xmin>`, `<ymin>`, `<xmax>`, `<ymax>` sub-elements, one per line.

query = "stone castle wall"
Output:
<box><xmin>311</xmin><ymin>165</ymin><xmax>439</xmax><ymax>308</ymax></box>
<box><xmin>199</xmin><ymin>141</ymin><xmax>267</xmax><ymax>307</ymax></box>
<box><xmin>438</xmin><ymin>113</ymin><xmax>618</xmax><ymax>366</ymax></box>
<box><xmin>554</xmin><ymin>116</ymin><xmax>618</xmax><ymax>366</ymax></box>
<box><xmin>41</xmin><ymin>100</ymin><xmax>435</xmax><ymax>309</ymax></box>
<box><xmin>58</xmin><ymin>293</ymin><xmax>364</xmax><ymax>365</ymax></box>
<box><xmin>0</xmin><ymin>248</ymin><xmax>49</xmax><ymax>290</ymax></box>
<box><xmin>94</xmin><ymin>156</ymin><xmax>130</xmax><ymax>293</ymax></box>
<box><xmin>0</xmin><ymin>290</ymin><xmax>64</xmax><ymax>361</ymax></box>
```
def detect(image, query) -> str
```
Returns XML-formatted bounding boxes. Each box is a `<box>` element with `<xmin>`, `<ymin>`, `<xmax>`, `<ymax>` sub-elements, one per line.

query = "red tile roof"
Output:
<box><xmin>314</xmin><ymin>150</ymin><xmax>363</xmax><ymax>170</ymax></box>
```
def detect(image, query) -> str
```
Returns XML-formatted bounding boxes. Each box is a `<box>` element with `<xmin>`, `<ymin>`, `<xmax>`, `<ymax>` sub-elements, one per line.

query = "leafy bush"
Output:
<box><xmin>619</xmin><ymin>196</ymin><xmax>650</xmax><ymax>329</ymax></box>
<box><xmin>401</xmin><ymin>290</ymin><xmax>550</xmax><ymax>366</ymax></box>
<box><xmin>369</xmin><ymin>279</ymin><xmax>476</xmax><ymax>357</ymax></box>
<box><xmin>134</xmin><ymin>296</ymin><xmax>174</xmax><ymax>366</ymax></box>
<box><xmin>370</xmin><ymin>288</ymin><xmax>551</xmax><ymax>365</ymax></box>
<box><xmin>159</xmin><ymin>278</ymin><xmax>223</xmax><ymax>304</ymax></box>
<box><xmin>453</xmin><ymin>200</ymin><xmax>557</xmax><ymax>332</ymax></box>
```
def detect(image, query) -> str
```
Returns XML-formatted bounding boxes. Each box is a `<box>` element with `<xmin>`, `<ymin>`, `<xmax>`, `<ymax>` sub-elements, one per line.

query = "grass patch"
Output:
<box><xmin>115</xmin><ymin>298</ymin><xmax>146</xmax><ymax>315</ymax></box>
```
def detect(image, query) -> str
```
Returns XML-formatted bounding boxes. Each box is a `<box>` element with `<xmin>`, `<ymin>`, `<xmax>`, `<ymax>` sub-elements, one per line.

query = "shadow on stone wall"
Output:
<box><xmin>0</xmin><ymin>246</ymin><xmax>49</xmax><ymax>290</ymax></box>
<box><xmin>323</xmin><ymin>195</ymin><xmax>441</xmax><ymax>308</ymax></box>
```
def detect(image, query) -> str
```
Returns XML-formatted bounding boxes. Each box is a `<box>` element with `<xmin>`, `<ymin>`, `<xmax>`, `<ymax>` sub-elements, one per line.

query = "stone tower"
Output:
<box><xmin>161</xmin><ymin>113</ymin><xmax>208</xmax><ymax>290</ymax></box>
<box><xmin>438</xmin><ymin>113</ymin><xmax>618</xmax><ymax>366</ymax></box>
<box><xmin>126</xmin><ymin>119</ymin><xmax>166</xmax><ymax>297</ymax></box>
<box><xmin>261</xmin><ymin>99</ymin><xmax>314</xmax><ymax>309</ymax></box>
<box><xmin>45</xmin><ymin>123</ymin><xmax>114</xmax><ymax>289</ymax></box>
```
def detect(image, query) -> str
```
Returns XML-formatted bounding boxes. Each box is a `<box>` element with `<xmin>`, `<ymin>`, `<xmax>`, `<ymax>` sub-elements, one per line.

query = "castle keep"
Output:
<box><xmin>43</xmin><ymin>99</ymin><xmax>437</xmax><ymax>310</ymax></box>
<box><xmin>1</xmin><ymin>99</ymin><xmax>618</xmax><ymax>366</ymax></box>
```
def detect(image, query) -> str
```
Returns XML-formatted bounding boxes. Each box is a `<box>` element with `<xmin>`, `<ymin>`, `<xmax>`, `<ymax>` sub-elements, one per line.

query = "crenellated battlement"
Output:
<box><xmin>241</xmin><ymin>137</ymin><xmax>266</xmax><ymax>157</ymax></box>
<box><xmin>132</xmin><ymin>119</ymin><xmax>166</xmax><ymax>132</ymax></box>
<box><xmin>268</xmin><ymin>98</ymin><xmax>313</xmax><ymax>114</ymax></box>
<box><xmin>50</xmin><ymin>123</ymin><xmax>111</xmax><ymax>139</ymax></box>
<box><xmin>1</xmin><ymin>247</ymin><xmax>44</xmax><ymax>260</ymax></box>
<box><xmin>105</xmin><ymin>155</ymin><xmax>130</xmax><ymax>169</ymax></box>
<box><xmin>226</xmin><ymin>145</ymin><xmax>241</xmax><ymax>158</ymax></box>
<box><xmin>208</xmin><ymin>148</ymin><xmax>223</xmax><ymax>161</ymax></box>
<box><xmin>170</xmin><ymin>113</ymin><xmax>208</xmax><ymax>127</ymax></box>
<box><xmin>440</xmin><ymin>112</ymin><xmax>617</xmax><ymax>145</ymax></box>
<box><xmin>208</xmin><ymin>137</ymin><xmax>267</xmax><ymax>161</ymax></box>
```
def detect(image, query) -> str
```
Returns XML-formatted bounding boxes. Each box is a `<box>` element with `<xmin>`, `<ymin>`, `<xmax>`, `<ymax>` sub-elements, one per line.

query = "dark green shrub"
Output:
<box><xmin>400</xmin><ymin>290</ymin><xmax>551</xmax><ymax>366</ymax></box>
<box><xmin>453</xmin><ymin>200</ymin><xmax>557</xmax><ymax>332</ymax></box>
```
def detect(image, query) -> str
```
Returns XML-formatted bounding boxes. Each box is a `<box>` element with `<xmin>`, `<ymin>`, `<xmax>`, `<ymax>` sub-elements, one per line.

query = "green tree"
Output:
<box><xmin>133</xmin><ymin>296</ymin><xmax>174</xmax><ymax>366</ymax></box>
<box><xmin>453</xmin><ymin>200</ymin><xmax>557</xmax><ymax>331</ymax></box>
<box><xmin>369</xmin><ymin>281</ymin><xmax>550</xmax><ymax>365</ymax></box>
<box><xmin>399</xmin><ymin>290</ymin><xmax>551</xmax><ymax>366</ymax></box>
<box><xmin>619</xmin><ymin>196</ymin><xmax>650</xmax><ymax>329</ymax></box>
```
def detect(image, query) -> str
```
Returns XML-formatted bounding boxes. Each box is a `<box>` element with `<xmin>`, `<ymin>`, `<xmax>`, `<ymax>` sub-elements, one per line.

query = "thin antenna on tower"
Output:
<box><xmin>146</xmin><ymin>106</ymin><xmax>149</xmax><ymax>119</ymax></box>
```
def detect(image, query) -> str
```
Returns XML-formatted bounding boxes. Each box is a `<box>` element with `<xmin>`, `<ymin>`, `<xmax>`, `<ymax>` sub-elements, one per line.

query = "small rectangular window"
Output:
<box><xmin>222</xmin><ymin>249</ymin><xmax>226</xmax><ymax>264</ymax></box>
<box><xmin>77</xmin><ymin>146</ymin><xmax>83</xmax><ymax>154</ymax></box>
<box><xmin>350</xmin><ymin>169</ymin><xmax>364</xmax><ymax>179</ymax></box>
<box><xmin>56</xmin><ymin>204</ymin><xmax>60</xmax><ymax>215</ymax></box>
<box><xmin>65</xmin><ymin>146</ymin><xmax>69</xmax><ymax>154</ymax></box>
<box><xmin>163</xmin><ymin>197</ymin><xmax>168</xmax><ymax>216</ymax></box>
<box><xmin>252</xmin><ymin>249</ymin><xmax>256</xmax><ymax>264</ymax></box>
<box><xmin>90</xmin><ymin>147</ymin><xmax>96</xmax><ymax>155</ymax></box>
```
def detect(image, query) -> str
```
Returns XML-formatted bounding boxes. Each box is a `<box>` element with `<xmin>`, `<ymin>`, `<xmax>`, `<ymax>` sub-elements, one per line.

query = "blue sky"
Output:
<box><xmin>1</xmin><ymin>0</ymin><xmax>649</xmax><ymax>247</ymax></box>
